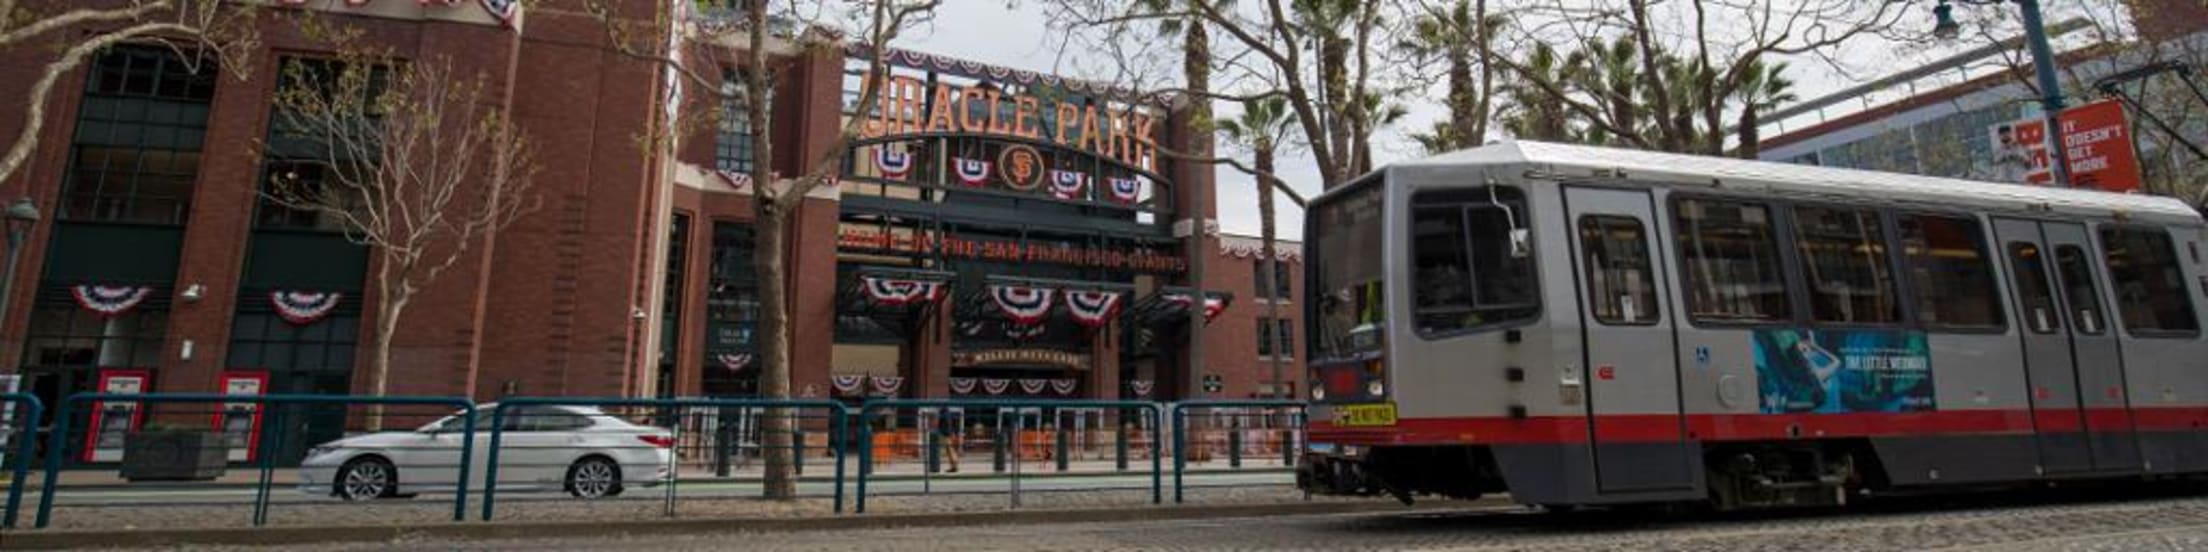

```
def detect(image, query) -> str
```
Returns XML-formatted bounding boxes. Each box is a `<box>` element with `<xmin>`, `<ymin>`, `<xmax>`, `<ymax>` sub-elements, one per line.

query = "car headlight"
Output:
<box><xmin>1365</xmin><ymin>380</ymin><xmax>1385</xmax><ymax>397</ymax></box>
<box><xmin>1310</xmin><ymin>385</ymin><xmax>1326</xmax><ymax>401</ymax></box>
<box><xmin>306</xmin><ymin>446</ymin><xmax>336</xmax><ymax>458</ymax></box>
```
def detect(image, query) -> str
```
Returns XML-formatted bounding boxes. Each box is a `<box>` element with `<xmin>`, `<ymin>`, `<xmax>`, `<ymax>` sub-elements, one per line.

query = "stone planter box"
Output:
<box><xmin>122</xmin><ymin>430</ymin><xmax>228</xmax><ymax>482</ymax></box>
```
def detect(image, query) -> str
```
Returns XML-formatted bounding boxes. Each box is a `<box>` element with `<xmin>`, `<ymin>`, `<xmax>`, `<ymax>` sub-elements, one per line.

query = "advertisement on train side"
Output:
<box><xmin>1754</xmin><ymin>329</ymin><xmax>1934</xmax><ymax>414</ymax></box>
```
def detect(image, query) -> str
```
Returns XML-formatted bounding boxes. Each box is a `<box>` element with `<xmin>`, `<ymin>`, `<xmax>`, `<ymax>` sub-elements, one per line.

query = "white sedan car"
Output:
<box><xmin>300</xmin><ymin>404</ymin><xmax>674</xmax><ymax>501</ymax></box>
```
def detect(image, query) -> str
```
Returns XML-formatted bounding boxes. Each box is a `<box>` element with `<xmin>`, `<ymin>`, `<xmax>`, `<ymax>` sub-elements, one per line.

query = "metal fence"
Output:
<box><xmin>478</xmin><ymin>397</ymin><xmax>850</xmax><ymax>521</ymax></box>
<box><xmin>0</xmin><ymin>392</ymin><xmax>1309</xmax><ymax>530</ymax></box>
<box><xmin>32</xmin><ymin>393</ymin><xmax>479</xmax><ymax>529</ymax></box>
<box><xmin>852</xmin><ymin>399</ymin><xmax>1166</xmax><ymax>514</ymax></box>
<box><xmin>1</xmin><ymin>392</ymin><xmax>44</xmax><ymax>529</ymax></box>
<box><xmin>1170</xmin><ymin>400</ymin><xmax>1307</xmax><ymax>503</ymax></box>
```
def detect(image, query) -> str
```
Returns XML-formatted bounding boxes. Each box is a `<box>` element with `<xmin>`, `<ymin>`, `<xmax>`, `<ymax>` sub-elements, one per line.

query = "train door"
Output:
<box><xmin>1994</xmin><ymin>218</ymin><xmax>2138</xmax><ymax>474</ymax></box>
<box><xmin>2045</xmin><ymin>223</ymin><xmax>2140</xmax><ymax>471</ymax></box>
<box><xmin>1564</xmin><ymin>186</ymin><xmax>1694</xmax><ymax>493</ymax></box>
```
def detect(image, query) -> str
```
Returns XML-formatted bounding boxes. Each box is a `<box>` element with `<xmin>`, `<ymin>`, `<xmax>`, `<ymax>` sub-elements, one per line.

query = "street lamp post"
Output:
<box><xmin>1936</xmin><ymin>0</ymin><xmax>2073</xmax><ymax>187</ymax></box>
<box><xmin>0</xmin><ymin>197</ymin><xmax>39</xmax><ymax>368</ymax></box>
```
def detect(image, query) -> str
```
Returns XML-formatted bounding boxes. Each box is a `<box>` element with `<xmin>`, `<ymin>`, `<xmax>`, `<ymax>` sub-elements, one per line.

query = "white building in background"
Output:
<box><xmin>1757</xmin><ymin>1</ymin><xmax>2208</xmax><ymax>198</ymax></box>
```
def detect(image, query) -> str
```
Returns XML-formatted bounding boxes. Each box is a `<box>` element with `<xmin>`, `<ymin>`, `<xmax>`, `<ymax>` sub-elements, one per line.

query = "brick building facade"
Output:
<box><xmin>0</xmin><ymin>1</ymin><xmax>1304</xmax><ymax>430</ymax></box>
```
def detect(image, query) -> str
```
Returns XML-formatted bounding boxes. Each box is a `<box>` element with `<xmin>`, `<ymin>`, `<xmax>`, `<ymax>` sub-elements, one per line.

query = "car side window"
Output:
<box><xmin>515</xmin><ymin>407</ymin><xmax>591</xmax><ymax>431</ymax></box>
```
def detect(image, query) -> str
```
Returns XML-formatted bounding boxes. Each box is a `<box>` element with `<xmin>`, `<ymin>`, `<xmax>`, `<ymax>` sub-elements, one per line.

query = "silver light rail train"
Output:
<box><xmin>1296</xmin><ymin>141</ymin><xmax>2208</xmax><ymax>510</ymax></box>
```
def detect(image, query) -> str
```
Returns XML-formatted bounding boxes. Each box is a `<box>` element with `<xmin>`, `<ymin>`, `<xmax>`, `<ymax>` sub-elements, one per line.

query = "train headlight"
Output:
<box><xmin>1365</xmin><ymin>380</ymin><xmax>1385</xmax><ymax>397</ymax></box>
<box><xmin>1310</xmin><ymin>385</ymin><xmax>1326</xmax><ymax>401</ymax></box>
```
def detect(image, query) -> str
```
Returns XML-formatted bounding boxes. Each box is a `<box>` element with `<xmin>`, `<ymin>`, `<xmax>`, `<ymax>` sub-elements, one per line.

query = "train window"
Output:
<box><xmin>1577</xmin><ymin>215</ymin><xmax>1657</xmax><ymax>325</ymax></box>
<box><xmin>2007</xmin><ymin>243</ymin><xmax>2060</xmax><ymax>334</ymax></box>
<box><xmin>1793</xmin><ymin>206</ymin><xmax>1901</xmax><ymax>325</ymax></box>
<box><xmin>1674</xmin><ymin>198</ymin><xmax>1789</xmax><ymax>323</ymax></box>
<box><xmin>1897</xmin><ymin>214</ymin><xmax>2003</xmax><ymax>330</ymax></box>
<box><xmin>2099</xmin><ymin>227</ymin><xmax>2201</xmax><ymax>335</ymax></box>
<box><xmin>1410</xmin><ymin>187</ymin><xmax>1537</xmax><ymax>335</ymax></box>
<box><xmin>2053</xmin><ymin>245</ymin><xmax>2108</xmax><ymax>335</ymax></box>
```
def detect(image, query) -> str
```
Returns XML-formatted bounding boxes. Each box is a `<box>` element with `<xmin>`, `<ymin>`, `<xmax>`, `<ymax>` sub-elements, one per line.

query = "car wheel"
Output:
<box><xmin>336</xmin><ymin>457</ymin><xmax>397</xmax><ymax>501</ymax></box>
<box><xmin>566</xmin><ymin>456</ymin><xmax>621</xmax><ymax>499</ymax></box>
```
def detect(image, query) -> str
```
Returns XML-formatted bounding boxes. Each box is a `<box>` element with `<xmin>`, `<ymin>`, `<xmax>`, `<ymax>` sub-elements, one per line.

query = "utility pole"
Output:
<box><xmin>1937</xmin><ymin>0</ymin><xmax>2073</xmax><ymax>186</ymax></box>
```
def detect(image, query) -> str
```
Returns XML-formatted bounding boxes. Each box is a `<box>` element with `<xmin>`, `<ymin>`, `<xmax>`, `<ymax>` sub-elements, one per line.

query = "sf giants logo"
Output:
<box><xmin>998</xmin><ymin>145</ymin><xmax>1044</xmax><ymax>191</ymax></box>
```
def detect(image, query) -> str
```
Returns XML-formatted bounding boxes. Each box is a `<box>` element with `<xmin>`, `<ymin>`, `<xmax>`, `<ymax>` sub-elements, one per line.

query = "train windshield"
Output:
<box><xmin>1309</xmin><ymin>179</ymin><xmax>1386</xmax><ymax>362</ymax></box>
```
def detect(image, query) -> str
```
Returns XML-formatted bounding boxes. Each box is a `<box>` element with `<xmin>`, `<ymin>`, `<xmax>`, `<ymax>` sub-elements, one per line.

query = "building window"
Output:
<box><xmin>717</xmin><ymin>70</ymin><xmax>766</xmax><ymax>174</ymax></box>
<box><xmin>2101</xmin><ymin>227</ymin><xmax>2200</xmax><ymax>335</ymax></box>
<box><xmin>1675</xmin><ymin>199</ymin><xmax>1789</xmax><ymax>323</ymax></box>
<box><xmin>59</xmin><ymin>46</ymin><xmax>217</xmax><ymax>225</ymax></box>
<box><xmin>1410</xmin><ymin>187</ymin><xmax>1538</xmax><ymax>335</ymax></box>
<box><xmin>706</xmin><ymin>223</ymin><xmax>759</xmax><ymax>395</ymax></box>
<box><xmin>1252</xmin><ymin>259</ymin><xmax>1291</xmax><ymax>300</ymax></box>
<box><xmin>1793</xmin><ymin>205</ymin><xmax>1900</xmax><ymax>325</ymax></box>
<box><xmin>1577</xmin><ymin>215</ymin><xmax>1658</xmax><ymax>325</ymax></box>
<box><xmin>257</xmin><ymin>57</ymin><xmax>388</xmax><ymax>231</ymax></box>
<box><xmin>1898</xmin><ymin>214</ymin><xmax>2002</xmax><ymax>330</ymax></box>
<box><xmin>225</xmin><ymin>304</ymin><xmax>360</xmax><ymax>375</ymax></box>
<box><xmin>1256</xmin><ymin>317</ymin><xmax>1293</xmax><ymax>359</ymax></box>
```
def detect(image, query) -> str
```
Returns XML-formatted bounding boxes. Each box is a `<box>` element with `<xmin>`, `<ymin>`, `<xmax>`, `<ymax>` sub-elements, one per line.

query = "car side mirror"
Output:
<box><xmin>1509</xmin><ymin>228</ymin><xmax>1531</xmax><ymax>259</ymax></box>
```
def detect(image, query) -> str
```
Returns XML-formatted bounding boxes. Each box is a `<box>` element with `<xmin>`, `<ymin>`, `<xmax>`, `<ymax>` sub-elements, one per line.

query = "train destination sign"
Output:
<box><xmin>860</xmin><ymin>75</ymin><xmax>1162</xmax><ymax>173</ymax></box>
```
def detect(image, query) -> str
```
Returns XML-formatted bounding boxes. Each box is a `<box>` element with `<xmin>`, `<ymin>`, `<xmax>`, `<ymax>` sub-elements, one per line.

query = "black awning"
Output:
<box><xmin>1129</xmin><ymin>286</ymin><xmax>1232</xmax><ymax>327</ymax></box>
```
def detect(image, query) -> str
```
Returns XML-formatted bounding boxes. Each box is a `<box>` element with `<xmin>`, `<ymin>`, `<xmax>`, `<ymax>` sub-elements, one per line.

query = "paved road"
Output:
<box><xmin>166</xmin><ymin>489</ymin><xmax>2208</xmax><ymax>551</ymax></box>
<box><xmin>37</xmin><ymin>471</ymin><xmax>1289</xmax><ymax>507</ymax></box>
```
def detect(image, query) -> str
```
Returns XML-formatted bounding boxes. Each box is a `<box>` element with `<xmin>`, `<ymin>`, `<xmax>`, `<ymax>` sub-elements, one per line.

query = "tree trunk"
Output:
<box><xmin>1737</xmin><ymin>108</ymin><xmax>1760</xmax><ymax>159</ymax></box>
<box><xmin>1447</xmin><ymin>50</ymin><xmax>1474</xmax><ymax>151</ymax></box>
<box><xmin>1256</xmin><ymin>146</ymin><xmax>1282</xmax><ymax>399</ymax></box>
<box><xmin>365</xmin><ymin>293</ymin><xmax>406</xmax><ymax>431</ymax></box>
<box><xmin>754</xmin><ymin>200</ymin><xmax>797</xmax><ymax>499</ymax></box>
<box><xmin>1183</xmin><ymin>6</ymin><xmax>1211</xmax><ymax>401</ymax></box>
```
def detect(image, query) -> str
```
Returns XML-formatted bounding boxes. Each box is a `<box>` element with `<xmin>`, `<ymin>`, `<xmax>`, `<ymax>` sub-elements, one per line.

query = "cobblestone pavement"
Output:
<box><xmin>139</xmin><ymin>489</ymin><xmax>2208</xmax><ymax>551</ymax></box>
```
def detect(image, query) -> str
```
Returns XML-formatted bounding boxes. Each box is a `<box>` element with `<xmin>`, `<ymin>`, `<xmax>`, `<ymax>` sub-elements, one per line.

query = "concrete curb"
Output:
<box><xmin>5</xmin><ymin>498</ymin><xmax>1508</xmax><ymax>550</ymax></box>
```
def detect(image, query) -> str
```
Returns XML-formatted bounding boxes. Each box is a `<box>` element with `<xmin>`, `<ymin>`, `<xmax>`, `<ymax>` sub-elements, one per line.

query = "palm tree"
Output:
<box><xmin>1499</xmin><ymin>43</ymin><xmax>1582</xmax><ymax>142</ymax></box>
<box><xmin>1217</xmin><ymin>96</ymin><xmax>1298</xmax><ymax>399</ymax></box>
<box><xmin>1400</xmin><ymin>0</ymin><xmax>1501</xmax><ymax>152</ymax></box>
<box><xmin>1732</xmin><ymin>60</ymin><xmax>1797</xmax><ymax>159</ymax></box>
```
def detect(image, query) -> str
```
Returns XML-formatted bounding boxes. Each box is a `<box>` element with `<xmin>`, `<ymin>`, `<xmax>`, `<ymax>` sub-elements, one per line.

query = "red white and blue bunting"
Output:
<box><xmin>1018</xmin><ymin>379</ymin><xmax>1049</xmax><ymax>395</ymax></box>
<box><xmin>1129</xmin><ymin>380</ymin><xmax>1155</xmax><ymax>398</ymax></box>
<box><xmin>270</xmin><ymin>290</ymin><xmax>343</xmax><ymax>325</ymax></box>
<box><xmin>1047</xmin><ymin>170</ymin><xmax>1087</xmax><ymax>200</ymax></box>
<box><xmin>1050</xmin><ymin>379</ymin><xmax>1078</xmax><ymax>396</ymax></box>
<box><xmin>989</xmin><ymin>284</ymin><xmax>1055</xmax><ymax>325</ymax></box>
<box><xmin>981</xmin><ymin>378</ymin><xmax>1012</xmax><ymax>395</ymax></box>
<box><xmin>861</xmin><ymin>276</ymin><xmax>946</xmax><ymax>306</ymax></box>
<box><xmin>1164</xmin><ymin>293</ymin><xmax>1227</xmax><ymax>324</ymax></box>
<box><xmin>874</xmin><ymin>147</ymin><xmax>914</xmax><ymax>180</ymax></box>
<box><xmin>952</xmin><ymin>157</ymin><xmax>991</xmax><ymax>187</ymax></box>
<box><xmin>716</xmin><ymin>353</ymin><xmax>753</xmax><ymax>372</ymax></box>
<box><xmin>479</xmin><ymin>0</ymin><xmax>519</xmax><ymax>26</ymax></box>
<box><xmin>870</xmin><ymin>376</ymin><xmax>904</xmax><ymax>396</ymax></box>
<box><xmin>1107</xmin><ymin>177</ymin><xmax>1140</xmax><ymax>203</ymax></box>
<box><xmin>950</xmin><ymin>377</ymin><xmax>978</xmax><ymax>395</ymax></box>
<box><xmin>1063</xmin><ymin>290</ymin><xmax>1124</xmax><ymax>328</ymax></box>
<box><xmin>831</xmin><ymin>375</ymin><xmax>866</xmax><ymax>396</ymax></box>
<box><xmin>71</xmin><ymin>285</ymin><xmax>152</xmax><ymax>317</ymax></box>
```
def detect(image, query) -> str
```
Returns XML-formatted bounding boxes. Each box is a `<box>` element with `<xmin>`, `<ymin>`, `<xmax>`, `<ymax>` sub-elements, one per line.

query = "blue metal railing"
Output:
<box><xmin>479</xmin><ymin>397</ymin><xmax>850</xmax><ymax>520</ymax></box>
<box><xmin>852</xmin><ymin>399</ymin><xmax>1166</xmax><ymax>514</ymax></box>
<box><xmin>1170</xmin><ymin>399</ymin><xmax>1307</xmax><ymax>503</ymax></box>
<box><xmin>33</xmin><ymin>393</ymin><xmax>477</xmax><ymax>529</ymax></box>
<box><xmin>1</xmin><ymin>392</ymin><xmax>44</xmax><ymax>529</ymax></box>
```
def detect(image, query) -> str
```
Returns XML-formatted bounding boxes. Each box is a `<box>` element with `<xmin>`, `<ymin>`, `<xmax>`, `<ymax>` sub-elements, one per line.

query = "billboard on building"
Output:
<box><xmin>1984</xmin><ymin>99</ymin><xmax>2143</xmax><ymax>192</ymax></box>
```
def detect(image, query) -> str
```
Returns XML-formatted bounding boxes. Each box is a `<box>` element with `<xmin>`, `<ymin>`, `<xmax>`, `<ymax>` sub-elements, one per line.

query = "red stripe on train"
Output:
<box><xmin>1308</xmin><ymin>407</ymin><xmax>2208</xmax><ymax>446</ymax></box>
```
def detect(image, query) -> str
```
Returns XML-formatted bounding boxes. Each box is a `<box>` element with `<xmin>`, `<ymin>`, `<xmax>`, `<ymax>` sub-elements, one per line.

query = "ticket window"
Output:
<box><xmin>83</xmin><ymin>369</ymin><xmax>149</xmax><ymax>462</ymax></box>
<box><xmin>214</xmin><ymin>371</ymin><xmax>268</xmax><ymax>462</ymax></box>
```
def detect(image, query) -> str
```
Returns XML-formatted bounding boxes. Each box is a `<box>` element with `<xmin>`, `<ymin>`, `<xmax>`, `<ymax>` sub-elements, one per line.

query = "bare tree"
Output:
<box><xmin>262</xmin><ymin>49</ymin><xmax>539</xmax><ymax>429</ymax></box>
<box><xmin>0</xmin><ymin>0</ymin><xmax>255</xmax><ymax>189</ymax></box>
<box><xmin>1487</xmin><ymin>0</ymin><xmax>1905</xmax><ymax>155</ymax></box>
<box><xmin>587</xmin><ymin>0</ymin><xmax>938</xmax><ymax>500</ymax></box>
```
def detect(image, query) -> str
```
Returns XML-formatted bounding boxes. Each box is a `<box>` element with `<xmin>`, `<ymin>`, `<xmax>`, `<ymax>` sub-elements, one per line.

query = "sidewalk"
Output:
<box><xmin>19</xmin><ymin>457</ymin><xmax>1292</xmax><ymax>490</ymax></box>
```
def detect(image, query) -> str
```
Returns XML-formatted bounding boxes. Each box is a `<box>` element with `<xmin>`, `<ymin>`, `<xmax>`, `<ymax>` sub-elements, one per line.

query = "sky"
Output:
<box><xmin>891</xmin><ymin>1</ymin><xmax>2134</xmax><ymax>239</ymax></box>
